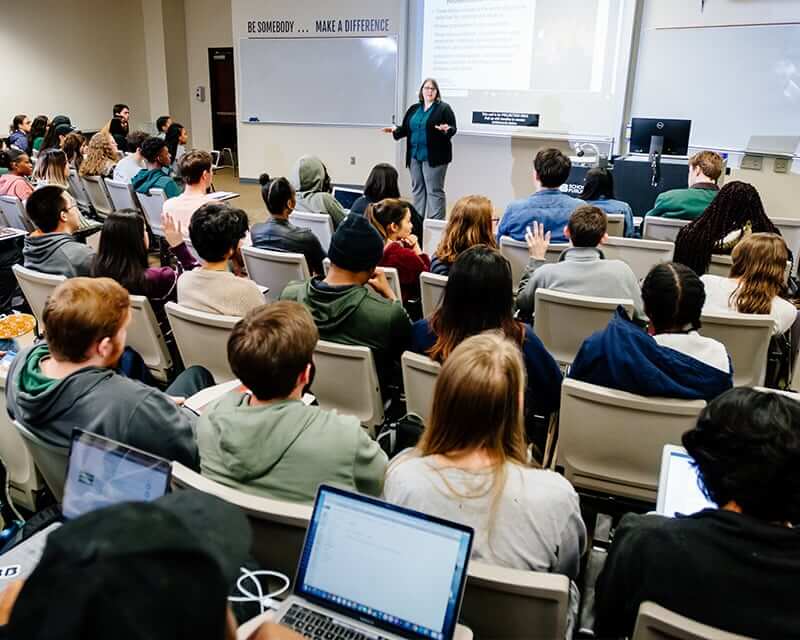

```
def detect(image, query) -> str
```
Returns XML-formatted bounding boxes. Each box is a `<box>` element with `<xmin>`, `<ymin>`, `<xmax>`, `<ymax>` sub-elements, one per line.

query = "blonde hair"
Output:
<box><xmin>434</xmin><ymin>195</ymin><xmax>496</xmax><ymax>264</ymax></box>
<box><xmin>79</xmin><ymin>132</ymin><xmax>117</xmax><ymax>177</ymax></box>
<box><xmin>729</xmin><ymin>232</ymin><xmax>788</xmax><ymax>315</ymax></box>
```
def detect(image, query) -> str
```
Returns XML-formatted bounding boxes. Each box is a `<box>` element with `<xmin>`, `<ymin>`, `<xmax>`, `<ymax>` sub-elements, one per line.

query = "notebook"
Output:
<box><xmin>655</xmin><ymin>444</ymin><xmax>716</xmax><ymax>517</ymax></box>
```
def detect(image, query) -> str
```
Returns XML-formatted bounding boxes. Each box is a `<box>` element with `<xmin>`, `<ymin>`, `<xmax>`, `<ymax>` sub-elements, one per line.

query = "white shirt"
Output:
<box><xmin>653</xmin><ymin>332</ymin><xmax>731</xmax><ymax>372</ymax></box>
<box><xmin>161</xmin><ymin>192</ymin><xmax>213</xmax><ymax>231</ymax></box>
<box><xmin>113</xmin><ymin>154</ymin><xmax>145</xmax><ymax>183</ymax></box>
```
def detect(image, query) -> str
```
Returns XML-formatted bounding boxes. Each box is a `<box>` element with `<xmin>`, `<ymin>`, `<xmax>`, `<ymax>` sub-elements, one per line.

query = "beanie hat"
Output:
<box><xmin>328</xmin><ymin>214</ymin><xmax>385</xmax><ymax>273</ymax></box>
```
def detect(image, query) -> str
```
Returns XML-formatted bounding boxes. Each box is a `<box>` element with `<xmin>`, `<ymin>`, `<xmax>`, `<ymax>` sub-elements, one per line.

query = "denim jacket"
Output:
<box><xmin>497</xmin><ymin>189</ymin><xmax>582</xmax><ymax>243</ymax></box>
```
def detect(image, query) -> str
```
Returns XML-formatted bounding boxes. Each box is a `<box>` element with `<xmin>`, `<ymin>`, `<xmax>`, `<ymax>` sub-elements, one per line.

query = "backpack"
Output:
<box><xmin>376</xmin><ymin>413</ymin><xmax>425</xmax><ymax>459</ymax></box>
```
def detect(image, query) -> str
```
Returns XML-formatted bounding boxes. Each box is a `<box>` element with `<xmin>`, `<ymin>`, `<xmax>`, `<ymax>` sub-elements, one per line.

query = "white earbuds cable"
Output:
<box><xmin>228</xmin><ymin>567</ymin><xmax>291</xmax><ymax>614</ymax></box>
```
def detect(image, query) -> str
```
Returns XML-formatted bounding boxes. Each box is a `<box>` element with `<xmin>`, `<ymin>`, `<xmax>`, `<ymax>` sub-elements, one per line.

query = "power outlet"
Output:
<box><xmin>740</xmin><ymin>154</ymin><xmax>763</xmax><ymax>171</ymax></box>
<box><xmin>774</xmin><ymin>157</ymin><xmax>789</xmax><ymax>173</ymax></box>
<box><xmin>349</xmin><ymin>156</ymin><xmax>356</xmax><ymax>165</ymax></box>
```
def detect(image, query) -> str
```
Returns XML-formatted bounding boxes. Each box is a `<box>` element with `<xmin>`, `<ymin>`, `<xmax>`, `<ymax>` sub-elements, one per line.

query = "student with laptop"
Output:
<box><xmin>595</xmin><ymin>387</ymin><xmax>800</xmax><ymax>638</ymax></box>
<box><xmin>644</xmin><ymin>150</ymin><xmax>723</xmax><ymax>220</ymax></box>
<box><xmin>290</xmin><ymin>155</ymin><xmax>346</xmax><ymax>228</ymax></box>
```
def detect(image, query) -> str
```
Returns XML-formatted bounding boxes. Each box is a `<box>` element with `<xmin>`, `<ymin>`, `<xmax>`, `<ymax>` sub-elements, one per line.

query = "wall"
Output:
<box><xmin>162</xmin><ymin>0</ymin><xmax>191</xmax><ymax>131</ymax></box>
<box><xmin>141</xmin><ymin>0</ymin><xmax>170</xmax><ymax>128</ymax></box>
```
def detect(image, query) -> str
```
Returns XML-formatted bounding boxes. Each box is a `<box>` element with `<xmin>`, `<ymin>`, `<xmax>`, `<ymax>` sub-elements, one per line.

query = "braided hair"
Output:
<box><xmin>673</xmin><ymin>181</ymin><xmax>778</xmax><ymax>275</ymax></box>
<box><xmin>641</xmin><ymin>262</ymin><xmax>706</xmax><ymax>333</ymax></box>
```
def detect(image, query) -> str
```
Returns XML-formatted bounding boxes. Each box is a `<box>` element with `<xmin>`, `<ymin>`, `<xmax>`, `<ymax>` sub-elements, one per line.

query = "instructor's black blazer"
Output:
<box><xmin>393</xmin><ymin>101</ymin><xmax>457</xmax><ymax>168</ymax></box>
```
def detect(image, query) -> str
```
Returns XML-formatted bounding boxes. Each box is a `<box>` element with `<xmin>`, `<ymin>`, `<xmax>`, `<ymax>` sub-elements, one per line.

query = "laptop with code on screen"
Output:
<box><xmin>656</xmin><ymin>445</ymin><xmax>716</xmax><ymax>517</ymax></box>
<box><xmin>275</xmin><ymin>484</ymin><xmax>474</xmax><ymax>640</ymax></box>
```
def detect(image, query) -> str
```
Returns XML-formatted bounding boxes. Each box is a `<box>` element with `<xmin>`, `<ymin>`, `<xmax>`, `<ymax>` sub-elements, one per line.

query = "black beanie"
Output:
<box><xmin>328</xmin><ymin>214</ymin><xmax>385</xmax><ymax>273</ymax></box>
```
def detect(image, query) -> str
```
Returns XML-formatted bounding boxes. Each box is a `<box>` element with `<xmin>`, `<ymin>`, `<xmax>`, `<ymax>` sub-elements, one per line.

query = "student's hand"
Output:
<box><xmin>368</xmin><ymin>269</ymin><xmax>396</xmax><ymax>301</ymax></box>
<box><xmin>162</xmin><ymin>213</ymin><xmax>185</xmax><ymax>248</ymax></box>
<box><xmin>402</xmin><ymin>234</ymin><xmax>421</xmax><ymax>255</ymax></box>
<box><xmin>0</xmin><ymin>580</ymin><xmax>24</xmax><ymax>625</ymax></box>
<box><xmin>381</xmin><ymin>126</ymin><xmax>395</xmax><ymax>134</ymax></box>
<box><xmin>435</xmin><ymin>124</ymin><xmax>451</xmax><ymax>133</ymax></box>
<box><xmin>169</xmin><ymin>395</ymin><xmax>186</xmax><ymax>406</ymax></box>
<box><xmin>248</xmin><ymin>623</ymin><xmax>305</xmax><ymax>640</ymax></box>
<box><xmin>525</xmin><ymin>221</ymin><xmax>551</xmax><ymax>261</ymax></box>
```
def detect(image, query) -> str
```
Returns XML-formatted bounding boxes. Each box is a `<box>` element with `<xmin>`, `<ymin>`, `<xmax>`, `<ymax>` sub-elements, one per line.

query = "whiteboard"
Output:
<box><xmin>239</xmin><ymin>37</ymin><xmax>398</xmax><ymax>127</ymax></box>
<box><xmin>631</xmin><ymin>24</ymin><xmax>800</xmax><ymax>154</ymax></box>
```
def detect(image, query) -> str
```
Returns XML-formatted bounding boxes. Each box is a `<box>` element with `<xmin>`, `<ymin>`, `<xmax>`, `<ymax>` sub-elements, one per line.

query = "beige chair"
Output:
<box><xmin>128</xmin><ymin>294</ymin><xmax>173</xmax><ymax>383</ymax></box>
<box><xmin>66</xmin><ymin>172</ymin><xmax>91</xmax><ymax>210</ymax></box>
<box><xmin>381</xmin><ymin>266</ymin><xmax>403</xmax><ymax>302</ymax></box>
<box><xmin>602</xmin><ymin>237</ymin><xmax>675</xmax><ymax>280</ymax></box>
<box><xmin>165</xmin><ymin>302</ymin><xmax>239</xmax><ymax>383</ymax></box>
<box><xmin>401</xmin><ymin>351</ymin><xmax>441</xmax><ymax>424</ymax></box>
<box><xmin>423</xmin><ymin>218</ymin><xmax>447</xmax><ymax>256</ymax></box>
<box><xmin>0</xmin><ymin>195</ymin><xmax>32</xmax><ymax>232</ymax></box>
<box><xmin>500</xmin><ymin>236</ymin><xmax>570</xmax><ymax>289</ymax></box>
<box><xmin>698</xmin><ymin>311</ymin><xmax>773</xmax><ymax>387</ymax></box>
<box><xmin>557</xmin><ymin>379</ymin><xmax>706</xmax><ymax>502</ymax></box>
<box><xmin>771</xmin><ymin>216</ymin><xmax>800</xmax><ymax>262</ymax></box>
<box><xmin>80</xmin><ymin>175</ymin><xmax>115</xmax><ymax>218</ymax></box>
<box><xmin>104</xmin><ymin>178</ymin><xmax>140</xmax><ymax>211</ymax></box>
<box><xmin>633</xmin><ymin>601</ymin><xmax>753</xmax><ymax>640</ymax></box>
<box><xmin>462</xmin><ymin>562</ymin><xmax>571</xmax><ymax>640</ymax></box>
<box><xmin>533</xmin><ymin>289</ymin><xmax>634</xmax><ymax>366</ymax></box>
<box><xmin>420</xmin><ymin>271</ymin><xmax>448</xmax><ymax>317</ymax></box>
<box><xmin>12</xmin><ymin>265</ymin><xmax>66</xmax><ymax>327</ymax></box>
<box><xmin>313</xmin><ymin>340</ymin><xmax>383</xmax><ymax>435</ymax></box>
<box><xmin>289</xmin><ymin>211</ymin><xmax>333</xmax><ymax>252</ymax></box>
<box><xmin>606</xmin><ymin>213</ymin><xmax>625</xmax><ymax>237</ymax></box>
<box><xmin>13</xmin><ymin>420</ymin><xmax>69</xmax><ymax>503</ymax></box>
<box><xmin>642</xmin><ymin>216</ymin><xmax>691</xmax><ymax>242</ymax></box>
<box><xmin>135</xmin><ymin>188</ymin><xmax>167</xmax><ymax>236</ymax></box>
<box><xmin>241</xmin><ymin>246</ymin><xmax>309</xmax><ymax>301</ymax></box>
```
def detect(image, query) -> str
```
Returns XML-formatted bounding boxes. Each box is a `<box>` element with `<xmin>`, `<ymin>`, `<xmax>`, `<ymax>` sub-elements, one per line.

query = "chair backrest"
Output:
<box><xmin>422</xmin><ymin>218</ymin><xmax>447</xmax><ymax>256</ymax></box>
<box><xmin>170</xmin><ymin>462</ymin><xmax>312</xmax><ymax>582</ymax></box>
<box><xmin>66</xmin><ymin>172</ymin><xmax>91</xmax><ymax>209</ymax></box>
<box><xmin>312</xmin><ymin>339</ymin><xmax>383</xmax><ymax>434</ymax></box>
<box><xmin>642</xmin><ymin>216</ymin><xmax>691</xmax><ymax>242</ymax></box>
<box><xmin>602</xmin><ymin>236</ymin><xmax>675</xmax><ymax>280</ymax></box>
<box><xmin>698</xmin><ymin>311</ymin><xmax>773</xmax><ymax>387</ymax></box>
<box><xmin>0</xmin><ymin>195</ymin><xmax>32</xmax><ymax>232</ymax></box>
<box><xmin>12</xmin><ymin>264</ymin><xmax>66</xmax><ymax>326</ymax></box>
<box><xmin>80</xmin><ymin>175</ymin><xmax>114</xmax><ymax>217</ymax></box>
<box><xmin>381</xmin><ymin>266</ymin><xmax>403</xmax><ymax>302</ymax></box>
<box><xmin>420</xmin><ymin>272</ymin><xmax>448</xmax><ymax>318</ymax></box>
<box><xmin>771</xmin><ymin>216</ymin><xmax>800</xmax><ymax>263</ymax></box>
<box><xmin>135</xmin><ymin>188</ymin><xmax>166</xmax><ymax>236</ymax></box>
<box><xmin>558</xmin><ymin>378</ymin><xmax>706</xmax><ymax>502</ymax></box>
<box><xmin>241</xmin><ymin>246</ymin><xmax>309</xmax><ymax>301</ymax></box>
<box><xmin>104</xmin><ymin>178</ymin><xmax>139</xmax><ymax>211</ymax></box>
<box><xmin>12</xmin><ymin>420</ymin><xmax>69</xmax><ymax>502</ymax></box>
<box><xmin>534</xmin><ymin>289</ymin><xmax>634</xmax><ymax>366</ymax></box>
<box><xmin>165</xmin><ymin>302</ymin><xmax>239</xmax><ymax>383</ymax></box>
<box><xmin>288</xmin><ymin>211</ymin><xmax>334</xmax><ymax>252</ymax></box>
<box><xmin>633</xmin><ymin>601</ymin><xmax>753</xmax><ymax>640</ymax></box>
<box><xmin>127</xmin><ymin>294</ymin><xmax>173</xmax><ymax>382</ymax></box>
<box><xmin>605</xmin><ymin>213</ymin><xmax>625</xmax><ymax>237</ymax></box>
<box><xmin>401</xmin><ymin>351</ymin><xmax>441</xmax><ymax>424</ymax></box>
<box><xmin>499</xmin><ymin>236</ymin><xmax>570</xmax><ymax>289</ymax></box>
<box><xmin>461</xmin><ymin>562</ymin><xmax>571</xmax><ymax>640</ymax></box>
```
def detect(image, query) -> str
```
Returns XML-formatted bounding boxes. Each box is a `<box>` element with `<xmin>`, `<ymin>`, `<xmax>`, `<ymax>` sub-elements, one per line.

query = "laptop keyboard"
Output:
<box><xmin>280</xmin><ymin>604</ymin><xmax>390</xmax><ymax>640</ymax></box>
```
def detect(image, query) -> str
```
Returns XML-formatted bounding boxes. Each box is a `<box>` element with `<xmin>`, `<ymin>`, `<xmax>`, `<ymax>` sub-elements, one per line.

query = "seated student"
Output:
<box><xmin>79</xmin><ymin>132</ymin><xmax>118</xmax><ymax>179</ymax></box>
<box><xmin>570</xmin><ymin>262</ymin><xmax>732</xmax><ymax>401</ymax></box>
<box><xmin>178</xmin><ymin>202</ymin><xmax>266</xmax><ymax>316</ymax></box>
<box><xmin>350</xmin><ymin>163</ymin><xmax>423</xmax><ymax>238</ymax></box>
<box><xmin>112</xmin><ymin>103</ymin><xmax>130</xmax><ymax>135</ymax></box>
<box><xmin>0</xmin><ymin>148</ymin><xmax>34</xmax><ymax>200</ymax></box>
<box><xmin>28</xmin><ymin>115</ymin><xmax>48</xmax><ymax>154</ymax></box>
<box><xmin>579</xmin><ymin>166</ymin><xmax>635</xmax><ymax>237</ymax></box>
<box><xmin>61</xmin><ymin>131</ymin><xmax>85</xmax><ymax>172</ymax></box>
<box><xmin>108</xmin><ymin>117</ymin><xmax>128</xmax><ymax>152</ymax></box>
<box><xmin>250</xmin><ymin>174</ymin><xmax>326</xmax><ymax>276</ymax></box>
<box><xmin>430</xmin><ymin>194</ymin><xmax>497</xmax><ymax>276</ymax></box>
<box><xmin>23</xmin><ymin>186</ymin><xmax>94</xmax><ymax>277</ymax></box>
<box><xmin>156</xmin><ymin>114</ymin><xmax>172</xmax><ymax>139</ymax></box>
<box><xmin>496</xmin><ymin>148</ymin><xmax>582</xmax><ymax>243</ymax></box>
<box><xmin>595</xmin><ymin>387</ymin><xmax>800</xmax><ymax>638</ymax></box>
<box><xmin>701</xmin><ymin>232</ymin><xmax>796</xmax><ymax>336</ymax></box>
<box><xmin>165</xmin><ymin>122</ymin><xmax>189</xmax><ymax>175</ymax></box>
<box><xmin>674</xmin><ymin>181</ymin><xmax>781</xmax><ymax>276</ymax></box>
<box><xmin>5</xmin><ymin>278</ymin><xmax>213</xmax><ymax>468</ymax></box>
<box><xmin>7</xmin><ymin>115</ymin><xmax>31</xmax><ymax>153</ymax></box>
<box><xmin>645</xmin><ymin>150</ymin><xmax>723</xmax><ymax>220</ymax></box>
<box><xmin>280</xmin><ymin>214</ymin><xmax>412</xmax><ymax>395</ymax></box>
<box><xmin>290</xmin><ymin>155</ymin><xmax>346</xmax><ymax>227</ymax></box>
<box><xmin>197</xmin><ymin>301</ymin><xmax>388</xmax><ymax>503</ymax></box>
<box><xmin>384</xmin><ymin>333</ymin><xmax>586</xmax><ymax>577</ymax></box>
<box><xmin>368</xmin><ymin>198</ymin><xmax>430</xmax><ymax>305</ymax></box>
<box><xmin>40</xmin><ymin>117</ymin><xmax>75</xmax><ymax>153</ymax></box>
<box><xmin>112</xmin><ymin>130</ymin><xmax>148</xmax><ymax>183</ymax></box>
<box><xmin>161</xmin><ymin>150</ymin><xmax>214</xmax><ymax>229</ymax></box>
<box><xmin>515</xmin><ymin>206</ymin><xmax>645</xmax><ymax>323</ymax></box>
<box><xmin>32</xmin><ymin>148</ymin><xmax>70</xmax><ymax>188</ymax></box>
<box><xmin>131</xmin><ymin>136</ymin><xmax>182</xmax><ymax>199</ymax></box>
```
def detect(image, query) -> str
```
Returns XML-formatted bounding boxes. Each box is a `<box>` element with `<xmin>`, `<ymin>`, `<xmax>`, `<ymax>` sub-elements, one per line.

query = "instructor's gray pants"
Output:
<box><xmin>410</xmin><ymin>158</ymin><xmax>448</xmax><ymax>220</ymax></box>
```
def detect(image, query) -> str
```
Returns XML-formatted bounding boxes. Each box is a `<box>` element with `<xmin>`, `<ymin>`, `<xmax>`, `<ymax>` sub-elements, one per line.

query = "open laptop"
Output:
<box><xmin>0</xmin><ymin>429</ymin><xmax>171</xmax><ymax>579</ymax></box>
<box><xmin>275</xmin><ymin>484</ymin><xmax>474</xmax><ymax>640</ymax></box>
<box><xmin>656</xmin><ymin>445</ymin><xmax>716</xmax><ymax>517</ymax></box>
<box><xmin>331</xmin><ymin>187</ymin><xmax>363</xmax><ymax>212</ymax></box>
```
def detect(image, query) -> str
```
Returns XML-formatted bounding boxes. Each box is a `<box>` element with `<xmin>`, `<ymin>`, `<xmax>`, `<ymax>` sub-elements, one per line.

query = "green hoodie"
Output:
<box><xmin>645</xmin><ymin>183</ymin><xmax>719</xmax><ymax>220</ymax></box>
<box><xmin>291</xmin><ymin>156</ymin><xmax>346</xmax><ymax>227</ymax></box>
<box><xmin>131</xmin><ymin>167</ymin><xmax>183</xmax><ymax>199</ymax></box>
<box><xmin>196</xmin><ymin>393</ymin><xmax>387</xmax><ymax>503</ymax></box>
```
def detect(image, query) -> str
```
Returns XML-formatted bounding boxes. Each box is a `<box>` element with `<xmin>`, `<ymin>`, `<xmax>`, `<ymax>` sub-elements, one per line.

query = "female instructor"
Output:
<box><xmin>382</xmin><ymin>78</ymin><xmax>456</xmax><ymax>220</ymax></box>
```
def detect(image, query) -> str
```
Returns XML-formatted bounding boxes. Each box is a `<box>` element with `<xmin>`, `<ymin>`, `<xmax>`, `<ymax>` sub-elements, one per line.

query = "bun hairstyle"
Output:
<box><xmin>259</xmin><ymin>173</ymin><xmax>295</xmax><ymax>216</ymax></box>
<box><xmin>0</xmin><ymin>148</ymin><xmax>26</xmax><ymax>170</ymax></box>
<box><xmin>367</xmin><ymin>198</ymin><xmax>409</xmax><ymax>240</ymax></box>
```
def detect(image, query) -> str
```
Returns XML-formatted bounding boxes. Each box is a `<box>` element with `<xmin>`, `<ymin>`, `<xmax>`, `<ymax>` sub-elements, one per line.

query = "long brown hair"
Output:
<box><xmin>434</xmin><ymin>195</ymin><xmax>496</xmax><ymax>264</ymax></box>
<box><xmin>729</xmin><ymin>233</ymin><xmax>788</xmax><ymax>315</ymax></box>
<box><xmin>79</xmin><ymin>132</ymin><xmax>117</xmax><ymax>177</ymax></box>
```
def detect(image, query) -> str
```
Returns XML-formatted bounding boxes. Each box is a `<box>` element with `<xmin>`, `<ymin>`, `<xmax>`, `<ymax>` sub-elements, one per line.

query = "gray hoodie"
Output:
<box><xmin>290</xmin><ymin>156</ymin><xmax>346</xmax><ymax>227</ymax></box>
<box><xmin>23</xmin><ymin>233</ymin><xmax>94</xmax><ymax>277</ymax></box>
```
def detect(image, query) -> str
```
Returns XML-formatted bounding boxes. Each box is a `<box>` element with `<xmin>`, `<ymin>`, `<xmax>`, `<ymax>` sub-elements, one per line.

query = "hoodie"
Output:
<box><xmin>131</xmin><ymin>167</ymin><xmax>182</xmax><ymax>199</ymax></box>
<box><xmin>23</xmin><ymin>233</ymin><xmax>94</xmax><ymax>277</ymax></box>
<box><xmin>196</xmin><ymin>394</ymin><xmax>387</xmax><ymax>503</ymax></box>
<box><xmin>290</xmin><ymin>156</ymin><xmax>346</xmax><ymax>227</ymax></box>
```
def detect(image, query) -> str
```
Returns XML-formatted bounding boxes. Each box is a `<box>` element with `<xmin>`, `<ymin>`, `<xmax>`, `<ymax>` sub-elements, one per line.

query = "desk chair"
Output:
<box><xmin>66</xmin><ymin>172</ymin><xmax>91</xmax><ymax>211</ymax></box>
<box><xmin>420</xmin><ymin>272</ymin><xmax>448</xmax><ymax>318</ymax></box>
<box><xmin>80</xmin><ymin>175</ymin><xmax>114</xmax><ymax>218</ymax></box>
<box><xmin>605</xmin><ymin>213</ymin><xmax>625</xmax><ymax>237</ymax></box>
<box><xmin>401</xmin><ymin>351</ymin><xmax>441</xmax><ymax>424</ymax></box>
<box><xmin>642</xmin><ymin>217</ymin><xmax>691</xmax><ymax>242</ymax></box>
<box><xmin>127</xmin><ymin>294</ymin><xmax>173</xmax><ymax>383</ymax></box>
<box><xmin>11</xmin><ymin>265</ymin><xmax>65</xmax><ymax>328</ymax></box>
<box><xmin>0</xmin><ymin>196</ymin><xmax>33</xmax><ymax>232</ymax></box>
<box><xmin>698</xmin><ymin>311</ymin><xmax>773</xmax><ymax>387</ymax></box>
<box><xmin>135</xmin><ymin>188</ymin><xmax>167</xmax><ymax>237</ymax></box>
<box><xmin>602</xmin><ymin>237</ymin><xmax>675</xmax><ymax>281</ymax></box>
<box><xmin>105</xmin><ymin>178</ymin><xmax>140</xmax><ymax>212</ymax></box>
<box><xmin>289</xmin><ymin>211</ymin><xmax>334</xmax><ymax>252</ymax></box>
<box><xmin>499</xmin><ymin>237</ymin><xmax>570</xmax><ymax>290</ymax></box>
<box><xmin>13</xmin><ymin>420</ymin><xmax>69</xmax><ymax>503</ymax></box>
<box><xmin>241</xmin><ymin>246</ymin><xmax>310</xmax><ymax>301</ymax></box>
<box><xmin>632</xmin><ymin>602</ymin><xmax>754</xmax><ymax>640</ymax></box>
<box><xmin>423</xmin><ymin>218</ymin><xmax>447</xmax><ymax>256</ymax></box>
<box><xmin>771</xmin><ymin>216</ymin><xmax>800</xmax><ymax>264</ymax></box>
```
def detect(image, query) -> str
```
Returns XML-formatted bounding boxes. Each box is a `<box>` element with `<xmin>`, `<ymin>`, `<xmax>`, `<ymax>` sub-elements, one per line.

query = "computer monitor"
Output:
<box><xmin>656</xmin><ymin>445</ymin><xmax>716</xmax><ymax>518</ymax></box>
<box><xmin>630</xmin><ymin>118</ymin><xmax>691</xmax><ymax>156</ymax></box>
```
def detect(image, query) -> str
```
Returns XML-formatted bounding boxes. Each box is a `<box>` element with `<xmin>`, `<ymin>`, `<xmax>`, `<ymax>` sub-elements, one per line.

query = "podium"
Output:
<box><xmin>613</xmin><ymin>155</ymin><xmax>690</xmax><ymax>216</ymax></box>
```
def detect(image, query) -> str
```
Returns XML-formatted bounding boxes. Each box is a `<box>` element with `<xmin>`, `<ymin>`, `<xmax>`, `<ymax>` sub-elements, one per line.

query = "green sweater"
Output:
<box><xmin>645</xmin><ymin>184</ymin><xmax>719</xmax><ymax>220</ymax></box>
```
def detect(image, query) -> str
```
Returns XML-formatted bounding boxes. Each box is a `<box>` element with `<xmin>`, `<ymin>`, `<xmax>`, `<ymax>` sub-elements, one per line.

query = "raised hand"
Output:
<box><xmin>525</xmin><ymin>221</ymin><xmax>551</xmax><ymax>260</ymax></box>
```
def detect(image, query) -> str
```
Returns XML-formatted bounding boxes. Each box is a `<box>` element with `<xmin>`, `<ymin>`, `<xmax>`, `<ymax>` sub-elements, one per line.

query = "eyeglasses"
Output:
<box><xmin>423</xmin><ymin>86</ymin><xmax>436</xmax><ymax>90</ymax></box>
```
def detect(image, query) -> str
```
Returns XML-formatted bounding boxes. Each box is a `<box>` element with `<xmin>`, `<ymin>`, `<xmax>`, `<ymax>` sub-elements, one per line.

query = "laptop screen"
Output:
<box><xmin>332</xmin><ymin>187</ymin><xmax>362</xmax><ymax>210</ymax></box>
<box><xmin>656</xmin><ymin>446</ymin><xmax>716</xmax><ymax>517</ymax></box>
<box><xmin>61</xmin><ymin>430</ymin><xmax>172</xmax><ymax>521</ymax></box>
<box><xmin>296</xmin><ymin>485</ymin><xmax>473</xmax><ymax>640</ymax></box>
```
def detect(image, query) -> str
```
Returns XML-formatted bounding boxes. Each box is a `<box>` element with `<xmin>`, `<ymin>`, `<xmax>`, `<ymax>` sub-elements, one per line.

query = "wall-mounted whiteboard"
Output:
<box><xmin>239</xmin><ymin>36</ymin><xmax>398</xmax><ymax>127</ymax></box>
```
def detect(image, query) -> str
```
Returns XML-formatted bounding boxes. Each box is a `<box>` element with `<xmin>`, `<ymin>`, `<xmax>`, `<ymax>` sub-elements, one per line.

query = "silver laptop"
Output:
<box><xmin>655</xmin><ymin>445</ymin><xmax>716</xmax><ymax>517</ymax></box>
<box><xmin>0</xmin><ymin>429</ymin><xmax>172</xmax><ymax>580</ymax></box>
<box><xmin>275</xmin><ymin>484</ymin><xmax>474</xmax><ymax>640</ymax></box>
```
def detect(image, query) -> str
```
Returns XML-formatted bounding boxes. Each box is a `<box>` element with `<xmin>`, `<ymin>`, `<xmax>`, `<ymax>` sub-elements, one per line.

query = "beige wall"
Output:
<box><xmin>162</xmin><ymin>0</ymin><xmax>191</xmax><ymax>132</ymax></box>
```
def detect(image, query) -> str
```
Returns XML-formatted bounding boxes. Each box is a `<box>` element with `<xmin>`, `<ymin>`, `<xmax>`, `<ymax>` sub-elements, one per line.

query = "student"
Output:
<box><xmin>645</xmin><ymin>150</ymin><xmax>723</xmax><ymax>220</ymax></box>
<box><xmin>161</xmin><ymin>150</ymin><xmax>214</xmax><ymax>229</ymax></box>
<box><xmin>197</xmin><ymin>301</ymin><xmax>388</xmax><ymax>503</ymax></box>
<box><xmin>701</xmin><ymin>232</ymin><xmax>796</xmax><ymax>335</ymax></box>
<box><xmin>280</xmin><ymin>214</ymin><xmax>412</xmax><ymax>396</ymax></box>
<box><xmin>250</xmin><ymin>174</ymin><xmax>326</xmax><ymax>276</ymax></box>
<box><xmin>156</xmin><ymin>114</ymin><xmax>172</xmax><ymax>139</ymax></box>
<box><xmin>595</xmin><ymin>387</ymin><xmax>800</xmax><ymax>638</ymax></box>
<box><xmin>165</xmin><ymin>122</ymin><xmax>188</xmax><ymax>170</ymax></box>
<box><xmin>368</xmin><ymin>198</ymin><xmax>430</xmax><ymax>306</ymax></box>
<box><xmin>112</xmin><ymin>131</ymin><xmax>148</xmax><ymax>183</ymax></box>
<box><xmin>290</xmin><ymin>155</ymin><xmax>346</xmax><ymax>227</ymax></box>
<box><xmin>79</xmin><ymin>132</ymin><xmax>118</xmax><ymax>178</ymax></box>
<box><xmin>579</xmin><ymin>167</ymin><xmax>635</xmax><ymax>237</ymax></box>
<box><xmin>112</xmin><ymin>103</ymin><xmax>130</xmax><ymax>135</ymax></box>
<box><xmin>32</xmin><ymin>148</ymin><xmax>70</xmax><ymax>188</ymax></box>
<box><xmin>0</xmin><ymin>149</ymin><xmax>34</xmax><ymax>200</ymax></box>
<box><xmin>7</xmin><ymin>115</ymin><xmax>31</xmax><ymax>153</ymax></box>
<box><xmin>515</xmin><ymin>206</ymin><xmax>645</xmax><ymax>323</ymax></box>
<box><xmin>350</xmin><ymin>163</ymin><xmax>423</xmax><ymax>238</ymax></box>
<box><xmin>40</xmin><ymin>121</ymin><xmax>75</xmax><ymax>153</ymax></box>
<box><xmin>384</xmin><ymin>333</ymin><xmax>586</xmax><ymax>578</ymax></box>
<box><xmin>496</xmin><ymin>148</ymin><xmax>582</xmax><ymax>243</ymax></box>
<box><xmin>6</xmin><ymin>277</ymin><xmax>213</xmax><ymax>468</ymax></box>
<box><xmin>430</xmin><ymin>194</ymin><xmax>497</xmax><ymax>276</ymax></box>
<box><xmin>673</xmin><ymin>181</ymin><xmax>781</xmax><ymax>275</ymax></box>
<box><xmin>108</xmin><ymin>117</ymin><xmax>128</xmax><ymax>152</ymax></box>
<box><xmin>178</xmin><ymin>202</ymin><xmax>266</xmax><ymax>316</ymax></box>
<box><xmin>61</xmin><ymin>131</ymin><xmax>85</xmax><ymax>172</ymax></box>
<box><xmin>569</xmin><ymin>262</ymin><xmax>732</xmax><ymax>401</ymax></box>
<box><xmin>131</xmin><ymin>137</ymin><xmax>182</xmax><ymax>199</ymax></box>
<box><xmin>27</xmin><ymin>115</ymin><xmax>48</xmax><ymax>154</ymax></box>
